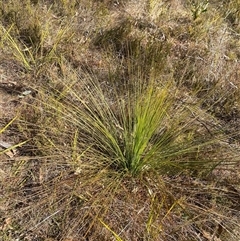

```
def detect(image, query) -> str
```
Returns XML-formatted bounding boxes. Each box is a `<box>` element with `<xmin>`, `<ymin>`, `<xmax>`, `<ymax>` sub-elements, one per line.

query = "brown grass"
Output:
<box><xmin>0</xmin><ymin>0</ymin><xmax>240</xmax><ymax>240</ymax></box>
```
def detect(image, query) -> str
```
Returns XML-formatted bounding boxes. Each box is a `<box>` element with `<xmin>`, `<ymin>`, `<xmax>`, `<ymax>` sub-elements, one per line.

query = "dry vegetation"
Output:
<box><xmin>0</xmin><ymin>0</ymin><xmax>240</xmax><ymax>240</ymax></box>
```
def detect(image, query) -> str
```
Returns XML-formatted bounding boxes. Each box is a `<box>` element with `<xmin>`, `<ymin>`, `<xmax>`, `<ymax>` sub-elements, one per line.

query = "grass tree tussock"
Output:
<box><xmin>0</xmin><ymin>0</ymin><xmax>240</xmax><ymax>240</ymax></box>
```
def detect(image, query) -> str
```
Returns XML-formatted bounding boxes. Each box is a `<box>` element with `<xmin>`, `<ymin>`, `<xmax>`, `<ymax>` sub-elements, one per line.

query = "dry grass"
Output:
<box><xmin>0</xmin><ymin>0</ymin><xmax>240</xmax><ymax>240</ymax></box>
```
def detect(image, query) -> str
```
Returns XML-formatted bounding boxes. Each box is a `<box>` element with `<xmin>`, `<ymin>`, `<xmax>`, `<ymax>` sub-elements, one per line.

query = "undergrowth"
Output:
<box><xmin>0</xmin><ymin>0</ymin><xmax>239</xmax><ymax>240</ymax></box>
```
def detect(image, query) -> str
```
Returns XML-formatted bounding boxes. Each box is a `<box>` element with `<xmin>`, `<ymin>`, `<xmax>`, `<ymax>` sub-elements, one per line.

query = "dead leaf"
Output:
<box><xmin>0</xmin><ymin>140</ymin><xmax>18</xmax><ymax>158</ymax></box>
